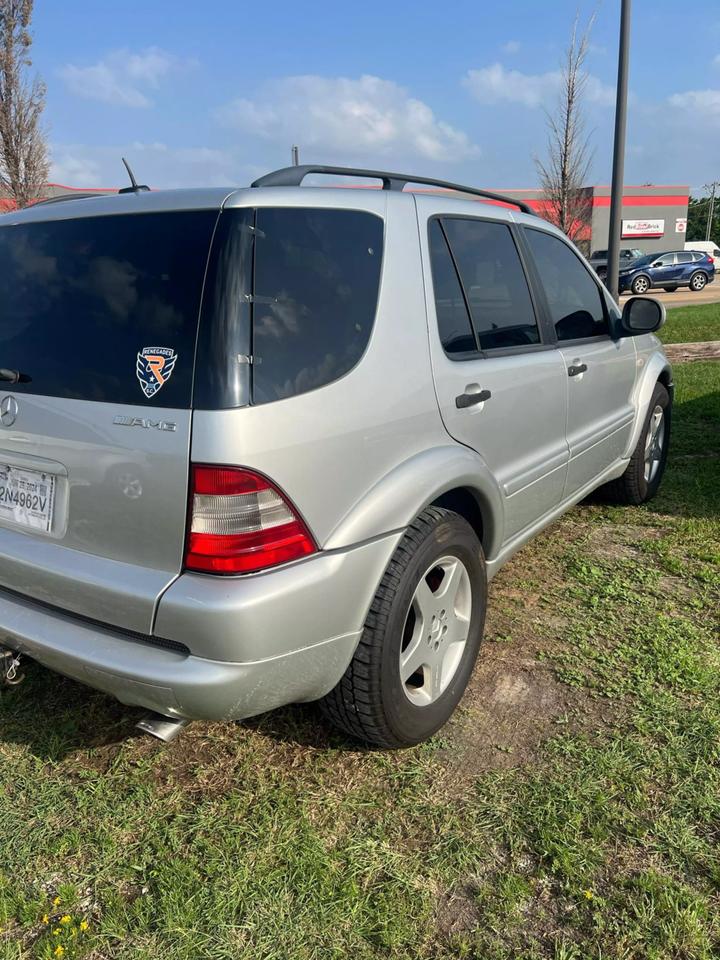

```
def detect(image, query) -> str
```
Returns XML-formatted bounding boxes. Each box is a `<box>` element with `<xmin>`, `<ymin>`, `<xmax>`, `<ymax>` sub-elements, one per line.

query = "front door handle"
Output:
<box><xmin>455</xmin><ymin>386</ymin><xmax>492</xmax><ymax>409</ymax></box>
<box><xmin>568</xmin><ymin>363</ymin><xmax>588</xmax><ymax>377</ymax></box>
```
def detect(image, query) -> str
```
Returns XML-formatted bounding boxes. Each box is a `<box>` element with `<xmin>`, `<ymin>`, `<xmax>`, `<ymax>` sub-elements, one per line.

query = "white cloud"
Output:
<box><xmin>501</xmin><ymin>40</ymin><xmax>521</xmax><ymax>54</ymax></box>
<box><xmin>463</xmin><ymin>63</ymin><xmax>615</xmax><ymax>109</ymax></box>
<box><xmin>216</xmin><ymin>74</ymin><xmax>479</xmax><ymax>162</ymax></box>
<box><xmin>668</xmin><ymin>88</ymin><xmax>720</xmax><ymax>116</ymax></box>
<box><xmin>60</xmin><ymin>48</ymin><xmax>189</xmax><ymax>108</ymax></box>
<box><xmin>50</xmin><ymin>142</ymin><xmax>238</xmax><ymax>189</ymax></box>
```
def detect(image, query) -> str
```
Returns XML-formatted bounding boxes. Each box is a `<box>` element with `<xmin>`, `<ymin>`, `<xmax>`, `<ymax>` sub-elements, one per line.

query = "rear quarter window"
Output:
<box><xmin>0</xmin><ymin>210</ymin><xmax>218</xmax><ymax>407</ymax></box>
<box><xmin>195</xmin><ymin>207</ymin><xmax>385</xmax><ymax>408</ymax></box>
<box><xmin>251</xmin><ymin>208</ymin><xmax>384</xmax><ymax>405</ymax></box>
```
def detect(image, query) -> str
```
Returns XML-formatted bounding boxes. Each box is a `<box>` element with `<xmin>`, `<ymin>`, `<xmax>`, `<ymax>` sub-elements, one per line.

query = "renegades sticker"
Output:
<box><xmin>136</xmin><ymin>346</ymin><xmax>178</xmax><ymax>399</ymax></box>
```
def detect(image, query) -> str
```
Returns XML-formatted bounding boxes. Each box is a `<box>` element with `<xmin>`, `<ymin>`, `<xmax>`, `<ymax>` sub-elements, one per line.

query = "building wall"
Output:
<box><xmin>589</xmin><ymin>185</ymin><xmax>689</xmax><ymax>255</ymax></box>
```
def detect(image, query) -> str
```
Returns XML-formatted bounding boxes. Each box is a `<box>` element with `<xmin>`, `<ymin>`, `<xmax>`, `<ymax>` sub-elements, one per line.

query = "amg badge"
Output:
<box><xmin>113</xmin><ymin>416</ymin><xmax>177</xmax><ymax>432</ymax></box>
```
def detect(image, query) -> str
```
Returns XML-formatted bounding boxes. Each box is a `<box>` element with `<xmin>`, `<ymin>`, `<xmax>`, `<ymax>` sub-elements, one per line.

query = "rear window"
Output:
<box><xmin>195</xmin><ymin>207</ymin><xmax>384</xmax><ymax>409</ymax></box>
<box><xmin>0</xmin><ymin>211</ymin><xmax>217</xmax><ymax>407</ymax></box>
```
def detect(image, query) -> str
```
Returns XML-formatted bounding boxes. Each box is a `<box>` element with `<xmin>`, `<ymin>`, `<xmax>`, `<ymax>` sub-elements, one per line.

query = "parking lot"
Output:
<box><xmin>620</xmin><ymin>281</ymin><xmax>720</xmax><ymax>309</ymax></box>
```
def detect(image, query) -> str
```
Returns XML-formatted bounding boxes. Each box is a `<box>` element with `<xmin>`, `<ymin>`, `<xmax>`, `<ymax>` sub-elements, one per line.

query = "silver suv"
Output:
<box><xmin>0</xmin><ymin>165</ymin><xmax>672</xmax><ymax>747</ymax></box>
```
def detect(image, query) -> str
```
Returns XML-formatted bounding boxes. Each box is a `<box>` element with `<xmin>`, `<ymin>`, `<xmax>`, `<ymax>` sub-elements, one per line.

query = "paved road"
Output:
<box><xmin>619</xmin><ymin>283</ymin><xmax>720</xmax><ymax>310</ymax></box>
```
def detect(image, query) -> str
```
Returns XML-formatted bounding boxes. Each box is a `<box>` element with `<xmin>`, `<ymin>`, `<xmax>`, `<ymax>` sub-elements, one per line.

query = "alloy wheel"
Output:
<box><xmin>399</xmin><ymin>556</ymin><xmax>472</xmax><ymax>707</ymax></box>
<box><xmin>644</xmin><ymin>404</ymin><xmax>665</xmax><ymax>483</ymax></box>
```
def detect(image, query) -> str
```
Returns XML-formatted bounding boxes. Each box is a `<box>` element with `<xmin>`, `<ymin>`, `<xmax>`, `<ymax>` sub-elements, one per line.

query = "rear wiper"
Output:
<box><xmin>0</xmin><ymin>369</ymin><xmax>31</xmax><ymax>383</ymax></box>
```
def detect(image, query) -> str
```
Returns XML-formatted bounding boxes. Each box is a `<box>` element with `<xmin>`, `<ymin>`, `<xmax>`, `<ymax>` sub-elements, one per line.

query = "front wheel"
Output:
<box><xmin>631</xmin><ymin>275</ymin><xmax>651</xmax><ymax>295</ymax></box>
<box><xmin>320</xmin><ymin>507</ymin><xmax>486</xmax><ymax>747</ymax></box>
<box><xmin>601</xmin><ymin>382</ymin><xmax>671</xmax><ymax>505</ymax></box>
<box><xmin>689</xmin><ymin>271</ymin><xmax>707</xmax><ymax>292</ymax></box>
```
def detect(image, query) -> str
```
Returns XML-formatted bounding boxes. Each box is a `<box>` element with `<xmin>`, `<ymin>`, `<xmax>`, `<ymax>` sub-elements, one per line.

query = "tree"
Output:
<box><xmin>0</xmin><ymin>0</ymin><xmax>48</xmax><ymax>208</ymax></box>
<box><xmin>535</xmin><ymin>14</ymin><xmax>595</xmax><ymax>248</ymax></box>
<box><xmin>686</xmin><ymin>195</ymin><xmax>720</xmax><ymax>247</ymax></box>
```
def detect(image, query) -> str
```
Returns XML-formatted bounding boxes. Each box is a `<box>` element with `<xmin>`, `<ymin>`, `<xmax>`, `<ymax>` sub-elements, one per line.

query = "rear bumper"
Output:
<box><xmin>0</xmin><ymin>532</ymin><xmax>403</xmax><ymax>720</ymax></box>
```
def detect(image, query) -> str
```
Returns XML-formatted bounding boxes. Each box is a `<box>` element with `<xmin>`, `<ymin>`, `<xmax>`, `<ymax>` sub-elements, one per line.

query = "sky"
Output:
<box><xmin>30</xmin><ymin>0</ymin><xmax>720</xmax><ymax>195</ymax></box>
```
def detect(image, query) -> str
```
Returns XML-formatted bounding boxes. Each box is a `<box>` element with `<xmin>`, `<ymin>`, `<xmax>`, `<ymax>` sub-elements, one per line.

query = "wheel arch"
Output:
<box><xmin>324</xmin><ymin>444</ymin><xmax>503</xmax><ymax>559</ymax></box>
<box><xmin>623</xmin><ymin>353</ymin><xmax>674</xmax><ymax>458</ymax></box>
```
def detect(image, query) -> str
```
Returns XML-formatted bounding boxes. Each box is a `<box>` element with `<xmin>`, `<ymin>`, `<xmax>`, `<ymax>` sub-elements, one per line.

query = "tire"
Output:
<box><xmin>631</xmin><ymin>275</ymin><xmax>651</xmax><ymax>295</ymax></box>
<box><xmin>320</xmin><ymin>507</ymin><xmax>486</xmax><ymax>748</ymax></box>
<box><xmin>601</xmin><ymin>382</ymin><xmax>671</xmax><ymax>505</ymax></box>
<box><xmin>689</xmin><ymin>271</ymin><xmax>707</xmax><ymax>292</ymax></box>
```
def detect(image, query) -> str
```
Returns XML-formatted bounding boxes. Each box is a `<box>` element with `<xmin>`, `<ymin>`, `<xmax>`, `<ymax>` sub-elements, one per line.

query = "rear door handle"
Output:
<box><xmin>568</xmin><ymin>363</ymin><xmax>587</xmax><ymax>377</ymax></box>
<box><xmin>455</xmin><ymin>386</ymin><xmax>491</xmax><ymax>409</ymax></box>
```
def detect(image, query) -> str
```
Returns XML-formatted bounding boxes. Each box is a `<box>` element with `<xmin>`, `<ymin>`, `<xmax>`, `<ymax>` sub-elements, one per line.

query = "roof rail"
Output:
<box><xmin>250</xmin><ymin>164</ymin><xmax>536</xmax><ymax>215</ymax></box>
<box><xmin>32</xmin><ymin>192</ymin><xmax>106</xmax><ymax>206</ymax></box>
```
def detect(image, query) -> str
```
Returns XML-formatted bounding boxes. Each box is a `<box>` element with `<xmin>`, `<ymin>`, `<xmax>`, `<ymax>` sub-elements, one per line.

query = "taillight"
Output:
<box><xmin>185</xmin><ymin>465</ymin><xmax>317</xmax><ymax>574</ymax></box>
<box><xmin>707</xmin><ymin>256</ymin><xmax>714</xmax><ymax>265</ymax></box>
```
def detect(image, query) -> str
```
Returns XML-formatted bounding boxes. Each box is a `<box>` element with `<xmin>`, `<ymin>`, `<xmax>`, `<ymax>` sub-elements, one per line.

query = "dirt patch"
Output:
<box><xmin>435</xmin><ymin>883</ymin><xmax>481</xmax><ymax>938</ymax></box>
<box><xmin>584</xmin><ymin>522</ymin><xmax>666</xmax><ymax>561</ymax></box>
<box><xmin>664</xmin><ymin>341</ymin><xmax>720</xmax><ymax>363</ymax></box>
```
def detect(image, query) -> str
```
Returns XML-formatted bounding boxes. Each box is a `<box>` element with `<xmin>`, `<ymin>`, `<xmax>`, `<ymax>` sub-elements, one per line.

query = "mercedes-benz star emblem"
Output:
<box><xmin>0</xmin><ymin>396</ymin><xmax>18</xmax><ymax>427</ymax></box>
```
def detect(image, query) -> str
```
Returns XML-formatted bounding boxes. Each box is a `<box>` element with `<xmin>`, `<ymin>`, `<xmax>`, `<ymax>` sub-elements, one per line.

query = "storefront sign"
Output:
<box><xmin>621</xmin><ymin>219</ymin><xmax>665</xmax><ymax>238</ymax></box>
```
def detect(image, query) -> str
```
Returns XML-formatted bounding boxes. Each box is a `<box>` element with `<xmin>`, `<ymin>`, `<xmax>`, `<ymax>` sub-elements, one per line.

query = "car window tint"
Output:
<box><xmin>441</xmin><ymin>218</ymin><xmax>540</xmax><ymax>350</ymax></box>
<box><xmin>0</xmin><ymin>211</ymin><xmax>217</xmax><ymax>407</ymax></box>
<box><xmin>525</xmin><ymin>228</ymin><xmax>608</xmax><ymax>341</ymax></box>
<box><xmin>251</xmin><ymin>208</ymin><xmax>383</xmax><ymax>405</ymax></box>
<box><xmin>676</xmin><ymin>252</ymin><xmax>693</xmax><ymax>264</ymax></box>
<box><xmin>428</xmin><ymin>220</ymin><xmax>476</xmax><ymax>356</ymax></box>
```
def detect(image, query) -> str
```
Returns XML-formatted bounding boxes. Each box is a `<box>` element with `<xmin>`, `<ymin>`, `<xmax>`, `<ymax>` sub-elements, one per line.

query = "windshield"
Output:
<box><xmin>625</xmin><ymin>253</ymin><xmax>666</xmax><ymax>268</ymax></box>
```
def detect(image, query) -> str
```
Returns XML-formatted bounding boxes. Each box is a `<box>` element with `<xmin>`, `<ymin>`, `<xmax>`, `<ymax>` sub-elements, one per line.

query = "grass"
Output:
<box><xmin>659</xmin><ymin>303</ymin><xmax>719</xmax><ymax>344</ymax></box>
<box><xmin>0</xmin><ymin>361</ymin><xmax>719</xmax><ymax>959</ymax></box>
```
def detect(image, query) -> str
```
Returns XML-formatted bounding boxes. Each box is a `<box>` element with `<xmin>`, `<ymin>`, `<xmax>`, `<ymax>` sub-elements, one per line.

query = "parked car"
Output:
<box><xmin>684</xmin><ymin>240</ymin><xmax>720</xmax><ymax>259</ymax></box>
<box><xmin>0</xmin><ymin>165</ymin><xmax>672</xmax><ymax>748</ymax></box>
<box><xmin>589</xmin><ymin>247</ymin><xmax>644</xmax><ymax>281</ymax></box>
<box><xmin>618</xmin><ymin>250</ymin><xmax>715</xmax><ymax>295</ymax></box>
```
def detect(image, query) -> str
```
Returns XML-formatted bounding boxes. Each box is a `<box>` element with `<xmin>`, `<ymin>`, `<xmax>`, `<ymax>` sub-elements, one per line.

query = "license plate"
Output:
<box><xmin>0</xmin><ymin>465</ymin><xmax>56</xmax><ymax>533</ymax></box>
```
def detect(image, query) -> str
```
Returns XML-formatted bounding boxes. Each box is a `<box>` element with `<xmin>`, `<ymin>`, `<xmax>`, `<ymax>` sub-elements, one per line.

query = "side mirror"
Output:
<box><xmin>652</xmin><ymin>261</ymin><xmax>662</xmax><ymax>268</ymax></box>
<box><xmin>620</xmin><ymin>296</ymin><xmax>666</xmax><ymax>336</ymax></box>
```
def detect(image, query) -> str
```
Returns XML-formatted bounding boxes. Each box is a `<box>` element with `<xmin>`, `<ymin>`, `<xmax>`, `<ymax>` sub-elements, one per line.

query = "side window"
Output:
<box><xmin>676</xmin><ymin>252</ymin><xmax>693</xmax><ymax>264</ymax></box>
<box><xmin>525</xmin><ymin>228</ymin><xmax>609</xmax><ymax>341</ymax></box>
<box><xmin>428</xmin><ymin>220</ymin><xmax>476</xmax><ymax>356</ymax></box>
<box><xmin>441</xmin><ymin>218</ymin><xmax>540</xmax><ymax>350</ymax></box>
<box><xmin>653</xmin><ymin>254</ymin><xmax>674</xmax><ymax>266</ymax></box>
<box><xmin>251</xmin><ymin>208</ymin><xmax>384</xmax><ymax>404</ymax></box>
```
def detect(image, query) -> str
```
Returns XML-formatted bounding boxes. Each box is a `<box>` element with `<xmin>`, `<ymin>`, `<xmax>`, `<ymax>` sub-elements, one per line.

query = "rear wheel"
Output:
<box><xmin>320</xmin><ymin>507</ymin><xmax>486</xmax><ymax>747</ymax></box>
<box><xmin>689</xmin><ymin>271</ymin><xmax>707</xmax><ymax>292</ymax></box>
<box><xmin>601</xmin><ymin>382</ymin><xmax>671</xmax><ymax>505</ymax></box>
<box><xmin>631</xmin><ymin>275</ymin><xmax>651</xmax><ymax>295</ymax></box>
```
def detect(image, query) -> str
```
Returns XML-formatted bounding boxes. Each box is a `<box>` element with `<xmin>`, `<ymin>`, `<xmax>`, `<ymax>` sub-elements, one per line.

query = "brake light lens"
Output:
<box><xmin>185</xmin><ymin>465</ymin><xmax>317</xmax><ymax>574</ymax></box>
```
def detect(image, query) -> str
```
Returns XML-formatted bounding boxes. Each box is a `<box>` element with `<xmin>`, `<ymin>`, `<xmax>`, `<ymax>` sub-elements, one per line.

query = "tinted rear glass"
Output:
<box><xmin>0</xmin><ymin>211</ymin><xmax>217</xmax><ymax>407</ymax></box>
<box><xmin>195</xmin><ymin>207</ymin><xmax>384</xmax><ymax>409</ymax></box>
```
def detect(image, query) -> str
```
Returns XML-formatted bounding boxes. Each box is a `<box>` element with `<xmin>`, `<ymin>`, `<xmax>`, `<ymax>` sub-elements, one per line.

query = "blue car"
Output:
<box><xmin>618</xmin><ymin>250</ymin><xmax>715</xmax><ymax>295</ymax></box>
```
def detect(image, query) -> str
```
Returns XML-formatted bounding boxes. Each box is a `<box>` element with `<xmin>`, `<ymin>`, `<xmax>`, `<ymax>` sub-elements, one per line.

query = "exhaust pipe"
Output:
<box><xmin>136</xmin><ymin>712</ymin><xmax>190</xmax><ymax>743</ymax></box>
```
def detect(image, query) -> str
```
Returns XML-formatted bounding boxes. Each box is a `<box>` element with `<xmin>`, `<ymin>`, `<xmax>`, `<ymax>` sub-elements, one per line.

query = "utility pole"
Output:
<box><xmin>291</xmin><ymin>145</ymin><xmax>299</xmax><ymax>166</ymax></box>
<box><xmin>703</xmin><ymin>182</ymin><xmax>718</xmax><ymax>241</ymax></box>
<box><xmin>606</xmin><ymin>0</ymin><xmax>632</xmax><ymax>302</ymax></box>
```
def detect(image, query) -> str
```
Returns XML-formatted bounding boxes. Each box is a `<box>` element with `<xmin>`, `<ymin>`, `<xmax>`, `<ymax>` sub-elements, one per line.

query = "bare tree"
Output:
<box><xmin>0</xmin><ymin>0</ymin><xmax>48</xmax><ymax>208</ymax></box>
<box><xmin>535</xmin><ymin>14</ymin><xmax>595</xmax><ymax>246</ymax></box>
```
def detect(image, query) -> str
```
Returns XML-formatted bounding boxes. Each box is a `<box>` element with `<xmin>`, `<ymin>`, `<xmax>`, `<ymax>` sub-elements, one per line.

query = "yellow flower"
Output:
<box><xmin>42</xmin><ymin>914</ymin><xmax>49</xmax><ymax>924</ymax></box>
<box><xmin>52</xmin><ymin>928</ymin><xmax>61</xmax><ymax>935</ymax></box>
<box><xmin>52</xmin><ymin>897</ymin><xmax>61</xmax><ymax>907</ymax></box>
<box><xmin>79</xmin><ymin>919</ymin><xmax>89</xmax><ymax>932</ymax></box>
<box><xmin>54</xmin><ymin>947</ymin><xmax>65</xmax><ymax>958</ymax></box>
<box><xmin>584</xmin><ymin>889</ymin><xmax>594</xmax><ymax>900</ymax></box>
<box><xmin>59</xmin><ymin>915</ymin><xmax>71</xmax><ymax>925</ymax></box>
